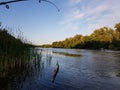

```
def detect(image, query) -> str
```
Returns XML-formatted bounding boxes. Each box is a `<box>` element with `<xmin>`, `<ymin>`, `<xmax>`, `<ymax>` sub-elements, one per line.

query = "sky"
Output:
<box><xmin>0</xmin><ymin>0</ymin><xmax>120</xmax><ymax>45</ymax></box>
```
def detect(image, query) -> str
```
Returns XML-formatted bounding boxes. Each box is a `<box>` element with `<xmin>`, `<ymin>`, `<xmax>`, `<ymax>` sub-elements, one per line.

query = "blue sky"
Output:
<box><xmin>0</xmin><ymin>0</ymin><xmax>120</xmax><ymax>45</ymax></box>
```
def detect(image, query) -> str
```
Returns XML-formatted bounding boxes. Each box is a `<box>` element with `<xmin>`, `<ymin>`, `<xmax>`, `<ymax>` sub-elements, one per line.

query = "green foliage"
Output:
<box><xmin>109</xmin><ymin>44</ymin><xmax>115</xmax><ymax>50</ymax></box>
<box><xmin>115</xmin><ymin>23</ymin><xmax>120</xmax><ymax>32</ymax></box>
<box><xmin>50</xmin><ymin>23</ymin><xmax>120</xmax><ymax>50</ymax></box>
<box><xmin>115</xmin><ymin>23</ymin><xmax>120</xmax><ymax>40</ymax></box>
<box><xmin>0</xmin><ymin>28</ymin><xmax>32</xmax><ymax>57</ymax></box>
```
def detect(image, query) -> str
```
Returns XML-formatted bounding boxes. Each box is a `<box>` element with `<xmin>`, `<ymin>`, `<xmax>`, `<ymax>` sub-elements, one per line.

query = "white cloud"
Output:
<box><xmin>59</xmin><ymin>9</ymin><xmax>84</xmax><ymax>31</ymax></box>
<box><xmin>61</xmin><ymin>9</ymin><xmax>84</xmax><ymax>24</ymax></box>
<box><xmin>85</xmin><ymin>0</ymin><xmax>120</xmax><ymax>27</ymax></box>
<box><xmin>69</xmin><ymin>0</ymin><xmax>82</xmax><ymax>6</ymax></box>
<box><xmin>60</xmin><ymin>0</ymin><xmax>120</xmax><ymax>35</ymax></box>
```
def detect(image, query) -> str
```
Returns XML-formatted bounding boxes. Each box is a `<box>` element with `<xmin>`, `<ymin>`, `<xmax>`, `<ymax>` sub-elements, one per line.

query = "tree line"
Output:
<box><xmin>42</xmin><ymin>22</ymin><xmax>120</xmax><ymax>50</ymax></box>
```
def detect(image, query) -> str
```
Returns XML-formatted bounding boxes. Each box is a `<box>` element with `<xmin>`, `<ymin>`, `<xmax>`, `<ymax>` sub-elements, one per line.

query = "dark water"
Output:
<box><xmin>0</xmin><ymin>48</ymin><xmax>120</xmax><ymax>90</ymax></box>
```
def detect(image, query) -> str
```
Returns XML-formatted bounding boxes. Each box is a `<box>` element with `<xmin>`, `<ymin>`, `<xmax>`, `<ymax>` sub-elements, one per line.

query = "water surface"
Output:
<box><xmin>0</xmin><ymin>48</ymin><xmax>120</xmax><ymax>90</ymax></box>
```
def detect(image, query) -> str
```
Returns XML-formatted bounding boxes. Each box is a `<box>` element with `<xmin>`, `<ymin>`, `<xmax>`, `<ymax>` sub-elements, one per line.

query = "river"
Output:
<box><xmin>0</xmin><ymin>48</ymin><xmax>120</xmax><ymax>90</ymax></box>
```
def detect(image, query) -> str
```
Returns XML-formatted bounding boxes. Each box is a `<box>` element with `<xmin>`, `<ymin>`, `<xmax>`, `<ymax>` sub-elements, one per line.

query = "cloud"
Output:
<box><xmin>69</xmin><ymin>0</ymin><xmax>82</xmax><ymax>6</ymax></box>
<box><xmin>61</xmin><ymin>9</ymin><xmax>84</xmax><ymax>24</ymax></box>
<box><xmin>84</xmin><ymin>0</ymin><xmax>120</xmax><ymax>27</ymax></box>
<box><xmin>59</xmin><ymin>0</ymin><xmax>120</xmax><ymax>35</ymax></box>
<box><xmin>59</xmin><ymin>9</ymin><xmax>84</xmax><ymax>31</ymax></box>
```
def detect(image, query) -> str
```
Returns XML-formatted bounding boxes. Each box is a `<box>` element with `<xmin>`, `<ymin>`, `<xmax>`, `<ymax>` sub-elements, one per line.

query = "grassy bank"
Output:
<box><xmin>0</xmin><ymin>28</ymin><xmax>34</xmax><ymax>58</ymax></box>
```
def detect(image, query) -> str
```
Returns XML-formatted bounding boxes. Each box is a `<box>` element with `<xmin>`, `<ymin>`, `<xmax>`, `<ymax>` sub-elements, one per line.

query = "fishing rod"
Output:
<box><xmin>0</xmin><ymin>0</ymin><xmax>60</xmax><ymax>11</ymax></box>
<box><xmin>0</xmin><ymin>0</ymin><xmax>27</xmax><ymax>9</ymax></box>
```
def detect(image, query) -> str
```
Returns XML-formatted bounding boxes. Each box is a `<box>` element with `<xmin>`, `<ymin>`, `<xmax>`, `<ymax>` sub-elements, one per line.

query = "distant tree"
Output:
<box><xmin>51</xmin><ymin>23</ymin><xmax>120</xmax><ymax>50</ymax></box>
<box><xmin>115</xmin><ymin>23</ymin><xmax>120</xmax><ymax>32</ymax></box>
<box><xmin>115</xmin><ymin>23</ymin><xmax>120</xmax><ymax>40</ymax></box>
<box><xmin>10</xmin><ymin>22</ymin><xmax>117</xmax><ymax>50</ymax></box>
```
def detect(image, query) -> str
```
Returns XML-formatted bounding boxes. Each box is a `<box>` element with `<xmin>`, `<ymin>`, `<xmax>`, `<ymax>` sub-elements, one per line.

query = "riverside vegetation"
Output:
<box><xmin>0</xmin><ymin>27</ymin><xmax>34</xmax><ymax>58</ymax></box>
<box><xmin>42</xmin><ymin>22</ymin><xmax>120</xmax><ymax>50</ymax></box>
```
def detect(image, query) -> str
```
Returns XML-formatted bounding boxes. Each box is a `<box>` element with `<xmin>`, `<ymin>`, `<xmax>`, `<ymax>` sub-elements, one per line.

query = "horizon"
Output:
<box><xmin>0</xmin><ymin>0</ymin><xmax>120</xmax><ymax>45</ymax></box>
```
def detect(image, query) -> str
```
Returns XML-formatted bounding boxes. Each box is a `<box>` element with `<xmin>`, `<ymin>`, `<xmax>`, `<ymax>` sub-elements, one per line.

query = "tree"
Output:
<box><xmin>46</xmin><ymin>23</ymin><xmax>120</xmax><ymax>50</ymax></box>
<box><xmin>115</xmin><ymin>23</ymin><xmax>120</xmax><ymax>40</ymax></box>
<box><xmin>115</xmin><ymin>23</ymin><xmax>120</xmax><ymax>32</ymax></box>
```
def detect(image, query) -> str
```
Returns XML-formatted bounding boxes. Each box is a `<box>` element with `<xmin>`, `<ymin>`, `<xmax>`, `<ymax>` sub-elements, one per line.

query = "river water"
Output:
<box><xmin>0</xmin><ymin>48</ymin><xmax>120</xmax><ymax>90</ymax></box>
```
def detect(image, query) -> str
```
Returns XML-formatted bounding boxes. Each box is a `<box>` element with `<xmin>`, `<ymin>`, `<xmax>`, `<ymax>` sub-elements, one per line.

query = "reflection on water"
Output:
<box><xmin>52</xmin><ymin>61</ymin><xmax>59</xmax><ymax>83</ymax></box>
<box><xmin>116</xmin><ymin>71</ymin><xmax>120</xmax><ymax>77</ymax></box>
<box><xmin>0</xmin><ymin>48</ymin><xmax>53</xmax><ymax>90</ymax></box>
<box><xmin>53</xmin><ymin>51</ymin><xmax>81</xmax><ymax>57</ymax></box>
<box><xmin>0</xmin><ymin>48</ymin><xmax>120</xmax><ymax>90</ymax></box>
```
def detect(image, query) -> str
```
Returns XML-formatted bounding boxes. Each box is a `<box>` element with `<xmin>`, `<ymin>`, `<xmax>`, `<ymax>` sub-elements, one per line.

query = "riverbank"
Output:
<box><xmin>41</xmin><ymin>23</ymin><xmax>120</xmax><ymax>50</ymax></box>
<box><xmin>0</xmin><ymin>28</ymin><xmax>34</xmax><ymax>57</ymax></box>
